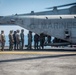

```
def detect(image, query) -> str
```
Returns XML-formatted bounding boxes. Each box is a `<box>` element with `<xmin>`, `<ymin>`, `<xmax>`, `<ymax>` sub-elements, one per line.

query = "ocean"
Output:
<box><xmin>5</xmin><ymin>35</ymin><xmax>34</xmax><ymax>46</ymax></box>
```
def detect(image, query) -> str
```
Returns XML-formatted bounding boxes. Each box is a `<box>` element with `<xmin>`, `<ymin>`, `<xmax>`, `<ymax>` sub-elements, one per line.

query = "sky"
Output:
<box><xmin>0</xmin><ymin>0</ymin><xmax>76</xmax><ymax>35</ymax></box>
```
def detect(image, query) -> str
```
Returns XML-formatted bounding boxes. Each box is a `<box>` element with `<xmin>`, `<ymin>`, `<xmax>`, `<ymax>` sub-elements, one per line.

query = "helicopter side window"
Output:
<box><xmin>65</xmin><ymin>30</ymin><xmax>70</xmax><ymax>39</ymax></box>
<box><xmin>65</xmin><ymin>31</ymin><xmax>69</xmax><ymax>34</ymax></box>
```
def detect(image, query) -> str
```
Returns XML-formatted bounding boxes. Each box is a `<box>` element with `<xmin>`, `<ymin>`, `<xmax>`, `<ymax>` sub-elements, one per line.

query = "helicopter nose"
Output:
<box><xmin>0</xmin><ymin>16</ymin><xmax>16</xmax><ymax>25</ymax></box>
<box><xmin>0</xmin><ymin>16</ymin><xmax>10</xmax><ymax>24</ymax></box>
<box><xmin>0</xmin><ymin>16</ymin><xmax>3</xmax><ymax>18</ymax></box>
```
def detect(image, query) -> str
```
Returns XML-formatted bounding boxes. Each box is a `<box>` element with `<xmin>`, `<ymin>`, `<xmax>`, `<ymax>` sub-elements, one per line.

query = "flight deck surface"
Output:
<box><xmin>0</xmin><ymin>49</ymin><xmax>76</xmax><ymax>75</ymax></box>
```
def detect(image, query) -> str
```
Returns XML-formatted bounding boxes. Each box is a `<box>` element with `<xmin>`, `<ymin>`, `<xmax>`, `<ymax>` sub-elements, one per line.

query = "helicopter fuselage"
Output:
<box><xmin>0</xmin><ymin>15</ymin><xmax>76</xmax><ymax>44</ymax></box>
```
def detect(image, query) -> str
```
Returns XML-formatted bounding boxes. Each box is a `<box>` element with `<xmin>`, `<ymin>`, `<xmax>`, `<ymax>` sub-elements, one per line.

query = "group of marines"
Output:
<box><xmin>0</xmin><ymin>30</ymin><xmax>51</xmax><ymax>51</ymax></box>
<box><xmin>0</xmin><ymin>29</ymin><xmax>24</xmax><ymax>51</ymax></box>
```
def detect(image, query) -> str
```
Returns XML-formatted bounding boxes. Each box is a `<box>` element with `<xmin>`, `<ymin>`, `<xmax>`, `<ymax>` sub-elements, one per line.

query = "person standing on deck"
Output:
<box><xmin>1</xmin><ymin>30</ymin><xmax>6</xmax><ymax>51</ymax></box>
<box><xmin>0</xmin><ymin>34</ymin><xmax>1</xmax><ymax>50</ymax></box>
<box><xmin>27</xmin><ymin>31</ymin><xmax>32</xmax><ymax>49</ymax></box>
<box><xmin>20</xmin><ymin>29</ymin><xmax>24</xmax><ymax>50</ymax></box>
<box><xmin>40</xmin><ymin>33</ymin><xmax>45</xmax><ymax>49</ymax></box>
<box><xmin>16</xmin><ymin>30</ymin><xmax>21</xmax><ymax>50</ymax></box>
<box><xmin>13</xmin><ymin>31</ymin><xmax>17</xmax><ymax>50</ymax></box>
<box><xmin>9</xmin><ymin>30</ymin><xmax>14</xmax><ymax>50</ymax></box>
<box><xmin>34</xmin><ymin>34</ymin><xmax>39</xmax><ymax>49</ymax></box>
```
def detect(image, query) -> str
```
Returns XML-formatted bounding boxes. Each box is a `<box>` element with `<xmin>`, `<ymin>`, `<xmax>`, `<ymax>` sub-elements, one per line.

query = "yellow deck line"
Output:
<box><xmin>0</xmin><ymin>51</ymin><xmax>76</xmax><ymax>55</ymax></box>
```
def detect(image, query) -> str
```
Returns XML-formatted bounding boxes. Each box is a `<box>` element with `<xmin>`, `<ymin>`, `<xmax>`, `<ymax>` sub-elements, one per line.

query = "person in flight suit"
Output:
<box><xmin>20</xmin><ymin>29</ymin><xmax>24</xmax><ymax>50</ymax></box>
<box><xmin>34</xmin><ymin>34</ymin><xmax>39</xmax><ymax>49</ymax></box>
<box><xmin>47</xmin><ymin>35</ymin><xmax>51</xmax><ymax>43</ymax></box>
<box><xmin>1</xmin><ymin>30</ymin><xmax>6</xmax><ymax>51</ymax></box>
<box><xmin>40</xmin><ymin>33</ymin><xmax>45</xmax><ymax>49</ymax></box>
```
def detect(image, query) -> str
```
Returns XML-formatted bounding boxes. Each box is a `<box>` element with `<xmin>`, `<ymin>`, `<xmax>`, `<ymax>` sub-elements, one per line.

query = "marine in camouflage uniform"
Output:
<box><xmin>1</xmin><ymin>30</ymin><xmax>5</xmax><ymax>51</ymax></box>
<box><xmin>9</xmin><ymin>30</ymin><xmax>14</xmax><ymax>50</ymax></box>
<box><xmin>0</xmin><ymin>34</ymin><xmax>1</xmax><ymax>50</ymax></box>
<box><xmin>16</xmin><ymin>30</ymin><xmax>21</xmax><ymax>50</ymax></box>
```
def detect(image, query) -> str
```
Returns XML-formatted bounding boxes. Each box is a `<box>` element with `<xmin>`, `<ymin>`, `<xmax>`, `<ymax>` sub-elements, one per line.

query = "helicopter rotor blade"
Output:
<box><xmin>46</xmin><ymin>2</ymin><xmax>76</xmax><ymax>9</ymax></box>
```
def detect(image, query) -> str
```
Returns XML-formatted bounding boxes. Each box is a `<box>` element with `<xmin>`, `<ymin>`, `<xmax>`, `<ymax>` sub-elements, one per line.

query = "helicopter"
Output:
<box><xmin>0</xmin><ymin>2</ymin><xmax>76</xmax><ymax>45</ymax></box>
